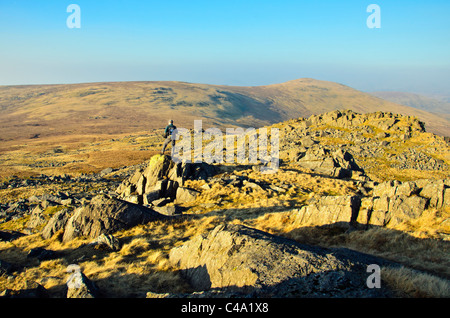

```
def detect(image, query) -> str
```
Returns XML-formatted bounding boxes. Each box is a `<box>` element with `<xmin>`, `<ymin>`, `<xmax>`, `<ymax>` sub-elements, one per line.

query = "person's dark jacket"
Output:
<box><xmin>164</xmin><ymin>124</ymin><xmax>177</xmax><ymax>138</ymax></box>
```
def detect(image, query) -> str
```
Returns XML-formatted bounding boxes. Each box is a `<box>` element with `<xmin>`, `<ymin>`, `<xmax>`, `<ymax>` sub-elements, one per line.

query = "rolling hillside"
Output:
<box><xmin>1</xmin><ymin>79</ymin><xmax>449</xmax><ymax>144</ymax></box>
<box><xmin>370</xmin><ymin>91</ymin><xmax>450</xmax><ymax>122</ymax></box>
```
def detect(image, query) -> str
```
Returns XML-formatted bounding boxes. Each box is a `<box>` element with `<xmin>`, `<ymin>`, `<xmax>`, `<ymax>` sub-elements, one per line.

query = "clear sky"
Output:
<box><xmin>0</xmin><ymin>0</ymin><xmax>449</xmax><ymax>95</ymax></box>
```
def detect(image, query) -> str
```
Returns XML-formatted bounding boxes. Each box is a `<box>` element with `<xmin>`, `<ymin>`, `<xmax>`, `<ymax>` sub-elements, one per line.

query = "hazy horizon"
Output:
<box><xmin>1</xmin><ymin>0</ymin><xmax>449</xmax><ymax>96</ymax></box>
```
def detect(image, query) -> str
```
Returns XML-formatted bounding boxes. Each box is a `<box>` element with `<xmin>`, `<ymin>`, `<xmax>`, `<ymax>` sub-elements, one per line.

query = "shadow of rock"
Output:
<box><xmin>0</xmin><ymin>281</ymin><xmax>48</xmax><ymax>298</ymax></box>
<box><xmin>0</xmin><ymin>230</ymin><xmax>26</xmax><ymax>242</ymax></box>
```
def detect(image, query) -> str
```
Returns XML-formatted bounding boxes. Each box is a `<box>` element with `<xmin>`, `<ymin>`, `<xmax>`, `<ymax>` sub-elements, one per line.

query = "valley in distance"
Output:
<box><xmin>0</xmin><ymin>78</ymin><xmax>449</xmax><ymax>299</ymax></box>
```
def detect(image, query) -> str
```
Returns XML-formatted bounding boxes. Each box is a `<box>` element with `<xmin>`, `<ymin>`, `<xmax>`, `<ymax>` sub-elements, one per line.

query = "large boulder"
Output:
<box><xmin>293</xmin><ymin>195</ymin><xmax>361</xmax><ymax>229</ymax></box>
<box><xmin>176</xmin><ymin>187</ymin><xmax>200</xmax><ymax>203</ymax></box>
<box><xmin>62</xmin><ymin>195</ymin><xmax>168</xmax><ymax>242</ymax></box>
<box><xmin>169</xmin><ymin>224</ymin><xmax>395</xmax><ymax>297</ymax></box>
<box><xmin>297</xmin><ymin>146</ymin><xmax>366</xmax><ymax>180</ymax></box>
<box><xmin>41</xmin><ymin>209</ymin><xmax>70</xmax><ymax>239</ymax></box>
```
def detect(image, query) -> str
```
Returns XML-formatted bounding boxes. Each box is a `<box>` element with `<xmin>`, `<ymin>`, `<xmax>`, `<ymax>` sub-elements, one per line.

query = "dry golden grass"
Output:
<box><xmin>1</xmin><ymin>197</ymin><xmax>449</xmax><ymax>297</ymax></box>
<box><xmin>1</xmin><ymin>105</ymin><xmax>450</xmax><ymax>298</ymax></box>
<box><xmin>0</xmin><ymin>132</ymin><xmax>166</xmax><ymax>179</ymax></box>
<box><xmin>0</xmin><ymin>214</ymin><xmax>228</xmax><ymax>297</ymax></box>
<box><xmin>383</xmin><ymin>266</ymin><xmax>450</xmax><ymax>298</ymax></box>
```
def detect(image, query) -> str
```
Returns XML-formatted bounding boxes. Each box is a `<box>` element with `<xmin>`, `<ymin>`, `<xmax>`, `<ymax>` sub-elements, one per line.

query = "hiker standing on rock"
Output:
<box><xmin>161</xmin><ymin>119</ymin><xmax>177</xmax><ymax>154</ymax></box>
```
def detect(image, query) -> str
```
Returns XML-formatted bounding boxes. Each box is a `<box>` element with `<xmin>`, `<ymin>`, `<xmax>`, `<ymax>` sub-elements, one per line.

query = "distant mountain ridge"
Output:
<box><xmin>370</xmin><ymin>91</ymin><xmax>450</xmax><ymax>116</ymax></box>
<box><xmin>1</xmin><ymin>79</ymin><xmax>449</xmax><ymax>142</ymax></box>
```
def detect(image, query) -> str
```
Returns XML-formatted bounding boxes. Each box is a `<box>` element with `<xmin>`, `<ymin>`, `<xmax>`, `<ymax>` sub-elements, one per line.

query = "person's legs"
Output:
<box><xmin>161</xmin><ymin>137</ymin><xmax>171</xmax><ymax>153</ymax></box>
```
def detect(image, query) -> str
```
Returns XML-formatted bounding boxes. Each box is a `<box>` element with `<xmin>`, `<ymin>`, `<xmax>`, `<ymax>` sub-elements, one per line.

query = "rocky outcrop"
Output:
<box><xmin>169</xmin><ymin>224</ymin><xmax>394</xmax><ymax>297</ymax></box>
<box><xmin>62</xmin><ymin>195</ymin><xmax>168</xmax><ymax>242</ymax></box>
<box><xmin>296</xmin><ymin>146</ymin><xmax>367</xmax><ymax>180</ymax></box>
<box><xmin>358</xmin><ymin>179</ymin><xmax>450</xmax><ymax>227</ymax></box>
<box><xmin>281</xmin><ymin>109</ymin><xmax>447</xmax><ymax>173</ymax></box>
<box><xmin>304</xmin><ymin>110</ymin><xmax>425</xmax><ymax>134</ymax></box>
<box><xmin>0</xmin><ymin>174</ymin><xmax>123</xmax><ymax>228</ymax></box>
<box><xmin>116</xmin><ymin>154</ymin><xmax>216</xmax><ymax>207</ymax></box>
<box><xmin>287</xmin><ymin>179</ymin><xmax>449</xmax><ymax>229</ymax></box>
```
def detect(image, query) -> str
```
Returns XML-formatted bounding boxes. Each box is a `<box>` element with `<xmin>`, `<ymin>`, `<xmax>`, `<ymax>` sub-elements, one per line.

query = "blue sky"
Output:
<box><xmin>0</xmin><ymin>0</ymin><xmax>449</xmax><ymax>95</ymax></box>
